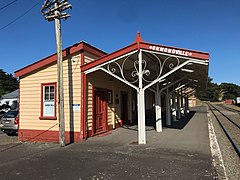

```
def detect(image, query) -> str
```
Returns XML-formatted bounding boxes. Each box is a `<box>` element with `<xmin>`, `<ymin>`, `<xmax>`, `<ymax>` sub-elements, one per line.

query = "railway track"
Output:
<box><xmin>218</xmin><ymin>104</ymin><xmax>240</xmax><ymax>114</ymax></box>
<box><xmin>208</xmin><ymin>103</ymin><xmax>240</xmax><ymax>157</ymax></box>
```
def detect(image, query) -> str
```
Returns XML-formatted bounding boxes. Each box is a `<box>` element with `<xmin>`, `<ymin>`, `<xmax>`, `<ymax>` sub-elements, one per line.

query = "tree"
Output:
<box><xmin>220</xmin><ymin>83</ymin><xmax>240</xmax><ymax>100</ymax></box>
<box><xmin>0</xmin><ymin>69</ymin><xmax>18</xmax><ymax>97</ymax></box>
<box><xmin>195</xmin><ymin>77</ymin><xmax>221</xmax><ymax>102</ymax></box>
<box><xmin>195</xmin><ymin>77</ymin><xmax>240</xmax><ymax>102</ymax></box>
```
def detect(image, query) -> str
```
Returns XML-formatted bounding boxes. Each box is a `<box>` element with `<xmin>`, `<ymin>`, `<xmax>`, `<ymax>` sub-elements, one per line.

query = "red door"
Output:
<box><xmin>94</xmin><ymin>90</ymin><xmax>107</xmax><ymax>134</ymax></box>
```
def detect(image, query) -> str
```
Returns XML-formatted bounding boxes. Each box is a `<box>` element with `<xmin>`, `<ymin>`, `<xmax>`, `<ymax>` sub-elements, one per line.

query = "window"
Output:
<box><xmin>107</xmin><ymin>90</ymin><xmax>112</xmax><ymax>104</ymax></box>
<box><xmin>40</xmin><ymin>82</ymin><xmax>57</xmax><ymax>120</ymax></box>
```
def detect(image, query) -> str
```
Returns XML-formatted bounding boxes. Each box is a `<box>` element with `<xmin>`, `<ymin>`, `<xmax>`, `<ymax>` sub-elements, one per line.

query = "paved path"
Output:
<box><xmin>0</xmin><ymin>106</ymin><xmax>216</xmax><ymax>179</ymax></box>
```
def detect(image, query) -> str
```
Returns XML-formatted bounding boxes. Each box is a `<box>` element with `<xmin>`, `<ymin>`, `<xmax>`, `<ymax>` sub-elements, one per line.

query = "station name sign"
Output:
<box><xmin>149</xmin><ymin>45</ymin><xmax>193</xmax><ymax>57</ymax></box>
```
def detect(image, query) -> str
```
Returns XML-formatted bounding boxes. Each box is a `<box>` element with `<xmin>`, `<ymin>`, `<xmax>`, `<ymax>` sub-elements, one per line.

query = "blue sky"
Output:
<box><xmin>0</xmin><ymin>0</ymin><xmax>239</xmax><ymax>85</ymax></box>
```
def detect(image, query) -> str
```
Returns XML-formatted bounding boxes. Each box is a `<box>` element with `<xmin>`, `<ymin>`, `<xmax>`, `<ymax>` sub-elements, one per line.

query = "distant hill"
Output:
<box><xmin>195</xmin><ymin>78</ymin><xmax>240</xmax><ymax>102</ymax></box>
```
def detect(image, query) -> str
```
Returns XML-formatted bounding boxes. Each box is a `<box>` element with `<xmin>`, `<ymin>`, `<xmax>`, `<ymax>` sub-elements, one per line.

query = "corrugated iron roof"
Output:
<box><xmin>1</xmin><ymin>89</ymin><xmax>18</xmax><ymax>99</ymax></box>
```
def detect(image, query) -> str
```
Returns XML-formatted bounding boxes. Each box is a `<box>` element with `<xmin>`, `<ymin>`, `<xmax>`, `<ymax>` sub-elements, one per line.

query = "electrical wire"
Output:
<box><xmin>0</xmin><ymin>0</ymin><xmax>18</xmax><ymax>12</ymax></box>
<box><xmin>0</xmin><ymin>1</ymin><xmax>42</xmax><ymax>31</ymax></box>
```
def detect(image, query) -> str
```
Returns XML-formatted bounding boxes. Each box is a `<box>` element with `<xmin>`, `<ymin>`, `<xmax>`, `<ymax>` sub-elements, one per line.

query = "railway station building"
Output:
<box><xmin>14</xmin><ymin>33</ymin><xmax>209</xmax><ymax>144</ymax></box>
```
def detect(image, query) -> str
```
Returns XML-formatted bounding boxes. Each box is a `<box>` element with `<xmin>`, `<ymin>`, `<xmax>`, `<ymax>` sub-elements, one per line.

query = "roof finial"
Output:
<box><xmin>137</xmin><ymin>31</ymin><xmax>141</xmax><ymax>37</ymax></box>
<box><xmin>134</xmin><ymin>31</ymin><xmax>143</xmax><ymax>43</ymax></box>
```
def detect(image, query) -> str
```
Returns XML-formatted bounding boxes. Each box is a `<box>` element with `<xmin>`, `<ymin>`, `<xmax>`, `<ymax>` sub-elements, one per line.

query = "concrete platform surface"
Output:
<box><xmin>0</xmin><ymin>106</ymin><xmax>216</xmax><ymax>179</ymax></box>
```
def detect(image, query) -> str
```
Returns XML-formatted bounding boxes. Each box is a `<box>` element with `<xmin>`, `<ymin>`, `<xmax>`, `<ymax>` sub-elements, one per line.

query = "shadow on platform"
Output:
<box><xmin>165</xmin><ymin>111</ymin><xmax>196</xmax><ymax>129</ymax></box>
<box><xmin>120</xmin><ymin>110</ymin><xmax>196</xmax><ymax>131</ymax></box>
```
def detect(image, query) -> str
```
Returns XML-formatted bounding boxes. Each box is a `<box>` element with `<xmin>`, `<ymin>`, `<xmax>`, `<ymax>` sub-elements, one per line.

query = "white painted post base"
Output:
<box><xmin>156</xmin><ymin>105</ymin><xmax>162</xmax><ymax>132</ymax></box>
<box><xmin>137</xmin><ymin>89</ymin><xmax>146</xmax><ymax>144</ymax></box>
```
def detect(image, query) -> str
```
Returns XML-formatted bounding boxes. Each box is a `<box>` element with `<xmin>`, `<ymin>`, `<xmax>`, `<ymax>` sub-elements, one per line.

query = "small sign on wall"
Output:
<box><xmin>72</xmin><ymin>104</ymin><xmax>80</xmax><ymax>111</ymax></box>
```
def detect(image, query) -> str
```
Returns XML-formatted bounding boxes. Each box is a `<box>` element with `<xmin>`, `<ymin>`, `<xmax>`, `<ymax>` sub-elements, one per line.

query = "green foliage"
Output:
<box><xmin>195</xmin><ymin>77</ymin><xmax>221</xmax><ymax>102</ymax></box>
<box><xmin>0</xmin><ymin>69</ymin><xmax>18</xmax><ymax>97</ymax></box>
<box><xmin>195</xmin><ymin>77</ymin><xmax>240</xmax><ymax>102</ymax></box>
<box><xmin>220</xmin><ymin>83</ymin><xmax>240</xmax><ymax>100</ymax></box>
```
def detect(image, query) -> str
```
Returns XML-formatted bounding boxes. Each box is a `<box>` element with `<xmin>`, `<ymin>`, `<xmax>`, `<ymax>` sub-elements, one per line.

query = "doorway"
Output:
<box><xmin>121</xmin><ymin>92</ymin><xmax>129</xmax><ymax>125</ymax></box>
<box><xmin>93</xmin><ymin>89</ymin><xmax>108</xmax><ymax>134</ymax></box>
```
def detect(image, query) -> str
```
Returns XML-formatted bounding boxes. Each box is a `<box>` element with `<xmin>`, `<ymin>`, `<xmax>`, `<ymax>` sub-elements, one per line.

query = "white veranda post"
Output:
<box><xmin>137</xmin><ymin>50</ymin><xmax>146</xmax><ymax>144</ymax></box>
<box><xmin>172</xmin><ymin>93</ymin><xmax>177</xmax><ymax>122</ymax></box>
<box><xmin>155</xmin><ymin>83</ymin><xmax>162</xmax><ymax>132</ymax></box>
<box><xmin>186</xmin><ymin>96</ymin><xmax>189</xmax><ymax>113</ymax></box>
<box><xmin>181</xmin><ymin>91</ymin><xmax>184</xmax><ymax>115</ymax></box>
<box><xmin>166</xmin><ymin>88</ymin><xmax>171</xmax><ymax>126</ymax></box>
<box><xmin>177</xmin><ymin>94</ymin><xmax>181</xmax><ymax>120</ymax></box>
<box><xmin>184</xmin><ymin>96</ymin><xmax>188</xmax><ymax>115</ymax></box>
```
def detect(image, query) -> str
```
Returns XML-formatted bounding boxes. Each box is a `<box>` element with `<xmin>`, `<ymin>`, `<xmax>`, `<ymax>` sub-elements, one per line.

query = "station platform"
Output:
<box><xmin>88</xmin><ymin>105</ymin><xmax>211</xmax><ymax>155</ymax></box>
<box><xmin>0</xmin><ymin>105</ymin><xmax>216</xmax><ymax>179</ymax></box>
<box><xmin>79</xmin><ymin>105</ymin><xmax>216</xmax><ymax>179</ymax></box>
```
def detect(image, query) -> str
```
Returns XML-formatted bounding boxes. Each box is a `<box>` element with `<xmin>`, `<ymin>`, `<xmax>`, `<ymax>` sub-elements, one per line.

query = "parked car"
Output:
<box><xmin>0</xmin><ymin>110</ymin><xmax>18</xmax><ymax>135</ymax></box>
<box><xmin>0</xmin><ymin>111</ymin><xmax>6</xmax><ymax>119</ymax></box>
<box><xmin>236</xmin><ymin>97</ymin><xmax>240</xmax><ymax>106</ymax></box>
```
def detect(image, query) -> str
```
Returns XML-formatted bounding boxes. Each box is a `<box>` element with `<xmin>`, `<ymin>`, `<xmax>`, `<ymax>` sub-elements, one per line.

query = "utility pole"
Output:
<box><xmin>41</xmin><ymin>0</ymin><xmax>72</xmax><ymax>147</ymax></box>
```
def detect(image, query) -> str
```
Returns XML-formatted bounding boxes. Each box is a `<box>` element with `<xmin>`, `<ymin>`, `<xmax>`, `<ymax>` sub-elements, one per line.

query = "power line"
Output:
<box><xmin>0</xmin><ymin>0</ymin><xmax>18</xmax><ymax>12</ymax></box>
<box><xmin>0</xmin><ymin>1</ymin><xmax>41</xmax><ymax>31</ymax></box>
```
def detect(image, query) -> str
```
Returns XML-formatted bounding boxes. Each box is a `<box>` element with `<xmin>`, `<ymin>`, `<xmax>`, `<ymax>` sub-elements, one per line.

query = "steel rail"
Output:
<box><xmin>219</xmin><ymin>104</ymin><xmax>240</xmax><ymax>114</ymax></box>
<box><xmin>208</xmin><ymin>103</ymin><xmax>240</xmax><ymax>157</ymax></box>
<box><xmin>210</xmin><ymin>104</ymin><xmax>240</xmax><ymax>129</ymax></box>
